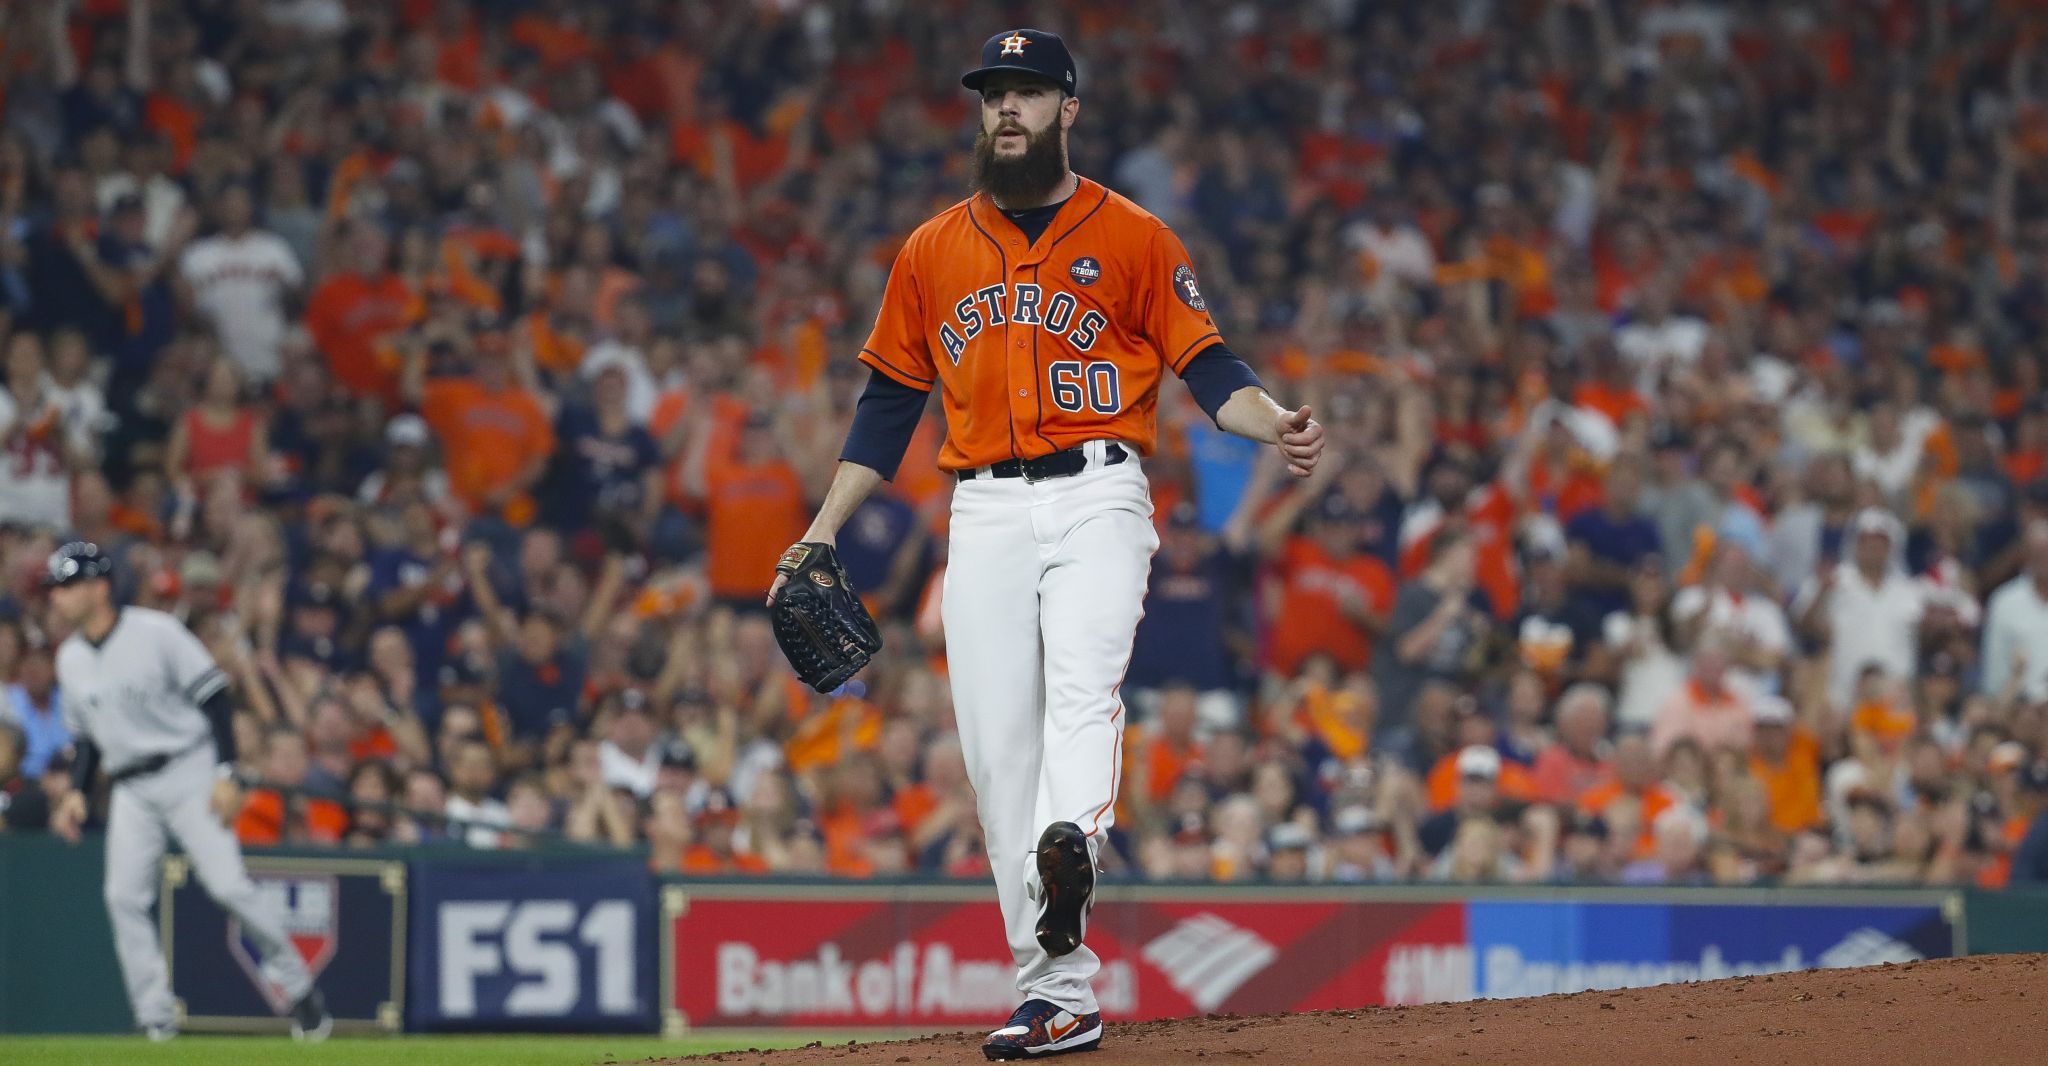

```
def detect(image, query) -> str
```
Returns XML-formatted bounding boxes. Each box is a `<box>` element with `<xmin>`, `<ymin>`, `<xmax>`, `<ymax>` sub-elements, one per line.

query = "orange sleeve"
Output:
<box><xmin>856</xmin><ymin>240</ymin><xmax>937</xmax><ymax>390</ymax></box>
<box><xmin>1141</xmin><ymin>226</ymin><xmax>1223</xmax><ymax>373</ymax></box>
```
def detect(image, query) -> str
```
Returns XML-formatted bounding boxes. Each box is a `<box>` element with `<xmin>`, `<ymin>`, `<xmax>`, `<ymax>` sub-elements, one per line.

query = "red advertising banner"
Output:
<box><xmin>665</xmin><ymin>889</ymin><xmax>1467</xmax><ymax>1029</ymax></box>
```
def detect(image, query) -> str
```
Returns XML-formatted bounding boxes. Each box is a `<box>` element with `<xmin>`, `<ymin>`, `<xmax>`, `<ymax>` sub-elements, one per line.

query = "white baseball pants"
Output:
<box><xmin>943</xmin><ymin>442</ymin><xmax>1157</xmax><ymax>1015</ymax></box>
<box><xmin>103</xmin><ymin>743</ymin><xmax>312</xmax><ymax>1029</ymax></box>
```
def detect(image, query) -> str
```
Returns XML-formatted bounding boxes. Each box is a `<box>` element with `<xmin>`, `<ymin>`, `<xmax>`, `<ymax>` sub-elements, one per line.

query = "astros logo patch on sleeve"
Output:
<box><xmin>1173</xmin><ymin>264</ymin><xmax>1207</xmax><ymax>312</ymax></box>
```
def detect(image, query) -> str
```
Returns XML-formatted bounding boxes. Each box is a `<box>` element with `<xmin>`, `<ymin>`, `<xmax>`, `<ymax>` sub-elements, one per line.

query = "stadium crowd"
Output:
<box><xmin>5</xmin><ymin>0</ymin><xmax>2048</xmax><ymax>888</ymax></box>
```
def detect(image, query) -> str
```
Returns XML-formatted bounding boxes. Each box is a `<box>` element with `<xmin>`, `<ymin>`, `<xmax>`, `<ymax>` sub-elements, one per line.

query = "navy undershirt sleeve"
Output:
<box><xmin>1178</xmin><ymin>343</ymin><xmax>1264</xmax><ymax>423</ymax></box>
<box><xmin>839</xmin><ymin>368</ymin><xmax>930</xmax><ymax>481</ymax></box>
<box><xmin>201</xmin><ymin>687</ymin><xmax>238</xmax><ymax>765</ymax></box>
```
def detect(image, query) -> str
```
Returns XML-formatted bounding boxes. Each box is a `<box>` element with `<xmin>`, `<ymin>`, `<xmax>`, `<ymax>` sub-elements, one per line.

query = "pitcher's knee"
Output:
<box><xmin>104</xmin><ymin>882</ymin><xmax>156</xmax><ymax>916</ymax></box>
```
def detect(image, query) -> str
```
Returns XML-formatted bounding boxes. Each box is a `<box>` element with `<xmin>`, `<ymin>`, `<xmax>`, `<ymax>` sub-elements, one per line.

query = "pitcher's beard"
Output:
<box><xmin>972</xmin><ymin>120</ymin><xmax>1069</xmax><ymax>207</ymax></box>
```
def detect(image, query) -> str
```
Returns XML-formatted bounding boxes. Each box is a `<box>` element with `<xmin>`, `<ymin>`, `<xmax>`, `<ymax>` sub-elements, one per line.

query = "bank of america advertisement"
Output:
<box><xmin>662</xmin><ymin>889</ymin><xmax>1959</xmax><ymax>1029</ymax></box>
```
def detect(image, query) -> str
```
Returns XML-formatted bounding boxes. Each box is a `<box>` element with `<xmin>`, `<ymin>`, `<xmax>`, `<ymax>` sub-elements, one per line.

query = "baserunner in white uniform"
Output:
<box><xmin>46</xmin><ymin>542</ymin><xmax>332</xmax><ymax>1042</ymax></box>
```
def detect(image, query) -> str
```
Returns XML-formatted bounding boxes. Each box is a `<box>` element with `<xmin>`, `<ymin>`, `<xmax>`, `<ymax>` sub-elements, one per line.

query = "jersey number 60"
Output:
<box><xmin>1048</xmin><ymin>361</ymin><xmax>1120</xmax><ymax>415</ymax></box>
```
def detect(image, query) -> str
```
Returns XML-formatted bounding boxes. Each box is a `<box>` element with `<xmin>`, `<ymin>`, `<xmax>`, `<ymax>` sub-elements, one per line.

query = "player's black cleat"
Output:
<box><xmin>289</xmin><ymin>987</ymin><xmax>332</xmax><ymax>1043</ymax></box>
<box><xmin>1034</xmin><ymin>821</ymin><xmax>1095</xmax><ymax>959</ymax></box>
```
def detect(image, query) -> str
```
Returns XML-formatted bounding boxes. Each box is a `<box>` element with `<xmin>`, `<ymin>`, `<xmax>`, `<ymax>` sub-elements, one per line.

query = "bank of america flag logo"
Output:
<box><xmin>1817</xmin><ymin>928</ymin><xmax>1923</xmax><ymax>969</ymax></box>
<box><xmin>1140</xmin><ymin>914</ymin><xmax>1277</xmax><ymax>1012</ymax></box>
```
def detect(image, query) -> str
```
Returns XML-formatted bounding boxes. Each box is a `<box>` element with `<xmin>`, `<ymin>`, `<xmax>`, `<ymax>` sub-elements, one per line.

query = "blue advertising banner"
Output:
<box><xmin>408</xmin><ymin>858</ymin><xmax>657</xmax><ymax>1032</ymax></box>
<box><xmin>161</xmin><ymin>854</ymin><xmax>406</xmax><ymax>1033</ymax></box>
<box><xmin>1464</xmin><ymin>897</ymin><xmax>1955</xmax><ymax>1000</ymax></box>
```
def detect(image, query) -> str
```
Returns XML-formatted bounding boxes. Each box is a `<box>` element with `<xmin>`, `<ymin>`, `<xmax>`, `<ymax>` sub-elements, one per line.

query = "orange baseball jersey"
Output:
<box><xmin>858</xmin><ymin>177</ymin><xmax>1223</xmax><ymax>470</ymax></box>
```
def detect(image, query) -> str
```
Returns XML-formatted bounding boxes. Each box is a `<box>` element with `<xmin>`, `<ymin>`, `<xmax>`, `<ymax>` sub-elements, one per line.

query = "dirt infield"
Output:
<box><xmin>663</xmin><ymin>953</ymin><xmax>2043</xmax><ymax>1065</ymax></box>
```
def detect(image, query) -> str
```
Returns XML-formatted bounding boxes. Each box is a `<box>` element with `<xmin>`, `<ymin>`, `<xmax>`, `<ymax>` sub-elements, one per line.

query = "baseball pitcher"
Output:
<box><xmin>45</xmin><ymin>542</ymin><xmax>331</xmax><ymax>1042</ymax></box>
<box><xmin>767</xmin><ymin>29</ymin><xmax>1324</xmax><ymax>1059</ymax></box>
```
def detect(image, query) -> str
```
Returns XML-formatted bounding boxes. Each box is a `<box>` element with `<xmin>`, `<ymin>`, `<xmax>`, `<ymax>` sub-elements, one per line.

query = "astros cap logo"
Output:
<box><xmin>1000</xmin><ymin>33</ymin><xmax>1029</xmax><ymax>56</ymax></box>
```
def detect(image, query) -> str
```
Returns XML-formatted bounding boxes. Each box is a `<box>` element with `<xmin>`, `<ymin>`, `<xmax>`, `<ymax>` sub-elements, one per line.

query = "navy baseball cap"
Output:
<box><xmin>45</xmin><ymin>542</ymin><xmax>113</xmax><ymax>587</ymax></box>
<box><xmin>962</xmin><ymin>29</ymin><xmax>1078</xmax><ymax>96</ymax></box>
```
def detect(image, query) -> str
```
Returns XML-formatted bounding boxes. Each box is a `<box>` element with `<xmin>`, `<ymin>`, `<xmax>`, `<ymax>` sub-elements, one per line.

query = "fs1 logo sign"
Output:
<box><xmin>410</xmin><ymin>861</ymin><xmax>657</xmax><ymax>1032</ymax></box>
<box><xmin>438</xmin><ymin>900</ymin><xmax>638</xmax><ymax>1018</ymax></box>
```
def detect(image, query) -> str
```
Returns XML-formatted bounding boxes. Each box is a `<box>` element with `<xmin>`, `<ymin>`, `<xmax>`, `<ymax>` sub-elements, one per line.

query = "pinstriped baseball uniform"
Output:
<box><xmin>57</xmin><ymin>607</ymin><xmax>312</xmax><ymax>1030</ymax></box>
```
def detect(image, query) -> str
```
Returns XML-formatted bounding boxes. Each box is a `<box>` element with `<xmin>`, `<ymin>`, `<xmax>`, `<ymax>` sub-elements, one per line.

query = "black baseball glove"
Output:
<box><xmin>769</xmin><ymin>542</ymin><xmax>883</xmax><ymax>693</ymax></box>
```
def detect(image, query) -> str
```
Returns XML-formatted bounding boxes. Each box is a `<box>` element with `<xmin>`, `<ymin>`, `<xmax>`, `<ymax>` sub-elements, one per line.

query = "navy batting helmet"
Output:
<box><xmin>45</xmin><ymin>541</ymin><xmax>113</xmax><ymax>588</ymax></box>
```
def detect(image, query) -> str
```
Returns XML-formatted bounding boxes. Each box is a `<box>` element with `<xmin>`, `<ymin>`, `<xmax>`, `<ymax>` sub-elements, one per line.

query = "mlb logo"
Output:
<box><xmin>229</xmin><ymin>875</ymin><xmax>340</xmax><ymax>1012</ymax></box>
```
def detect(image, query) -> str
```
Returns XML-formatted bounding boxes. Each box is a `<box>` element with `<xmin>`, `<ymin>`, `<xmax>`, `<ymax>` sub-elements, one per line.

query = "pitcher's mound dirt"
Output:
<box><xmin>662</xmin><ymin>953</ymin><xmax>2044</xmax><ymax>1066</ymax></box>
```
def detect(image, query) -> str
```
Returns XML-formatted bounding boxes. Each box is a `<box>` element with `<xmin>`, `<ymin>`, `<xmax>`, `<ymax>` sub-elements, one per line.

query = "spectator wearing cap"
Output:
<box><xmin>178</xmin><ymin>184</ymin><xmax>303</xmax><ymax>385</ymax></box>
<box><xmin>1265</xmin><ymin>822</ymin><xmax>1316</xmax><ymax>882</ymax></box>
<box><xmin>1794</xmin><ymin>508</ymin><xmax>1928</xmax><ymax>713</ymax></box>
<box><xmin>1512</xmin><ymin>534</ymin><xmax>1599</xmax><ymax>684</ymax></box>
<box><xmin>1128</xmin><ymin>502</ymin><xmax>1245</xmax><ymax>732</ymax></box>
<box><xmin>1418</xmin><ymin>746</ymin><xmax>1518</xmax><ymax>858</ymax></box>
<box><xmin>86</xmin><ymin>190</ymin><xmax>182</xmax><ymax>407</ymax></box>
<box><xmin>278</xmin><ymin>573</ymin><xmax>353</xmax><ymax>673</ymax></box>
<box><xmin>677</xmin><ymin>787</ymin><xmax>768</xmax><ymax>875</ymax></box>
<box><xmin>2007</xmin><ymin>760</ymin><xmax>2048</xmax><ymax>885</ymax></box>
<box><xmin>1</xmin><ymin>633</ymin><xmax>67</xmax><ymax>778</ymax></box>
<box><xmin>1533</xmin><ymin>684</ymin><xmax>1614</xmax><ymax>806</ymax></box>
<box><xmin>405</xmin><ymin>324</ymin><xmax>555</xmax><ymax>528</ymax></box>
<box><xmin>1748</xmin><ymin>693</ymin><xmax>1824</xmax><ymax>834</ymax></box>
<box><xmin>356</xmin><ymin>413</ymin><xmax>452</xmax><ymax>509</ymax></box>
<box><xmin>1564</xmin><ymin>456</ymin><xmax>1662</xmax><ymax>621</ymax></box>
<box><xmin>1322</xmin><ymin>805</ymin><xmax>1396</xmax><ymax>883</ymax></box>
<box><xmin>597</xmin><ymin>690</ymin><xmax>663</xmax><ymax>799</ymax></box>
<box><xmin>1982</xmin><ymin>521</ymin><xmax>2048</xmax><ymax>704</ymax></box>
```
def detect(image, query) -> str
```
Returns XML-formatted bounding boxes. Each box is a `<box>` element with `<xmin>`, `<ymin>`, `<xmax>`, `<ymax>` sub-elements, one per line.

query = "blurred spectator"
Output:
<box><xmin>1374</xmin><ymin>528</ymin><xmax>1487</xmax><ymax>741</ymax></box>
<box><xmin>1533</xmin><ymin>684</ymin><xmax>1612</xmax><ymax>805</ymax></box>
<box><xmin>178</xmin><ymin>184</ymin><xmax>302</xmax><ymax>385</ymax></box>
<box><xmin>1983</xmin><ymin>522</ymin><xmax>2048</xmax><ymax>704</ymax></box>
<box><xmin>0</xmin><ymin>722</ymin><xmax>50</xmax><ymax>831</ymax></box>
<box><xmin>2</xmin><ymin>633</ymin><xmax>67</xmax><ymax>778</ymax></box>
<box><xmin>2010</xmin><ymin>761</ymin><xmax>2048</xmax><ymax>886</ymax></box>
<box><xmin>1794</xmin><ymin>508</ymin><xmax>1927</xmax><ymax>713</ymax></box>
<box><xmin>1649</xmin><ymin>634</ymin><xmax>1755</xmax><ymax>759</ymax></box>
<box><xmin>1128</xmin><ymin>503</ymin><xmax>1242</xmax><ymax>730</ymax></box>
<box><xmin>445</xmin><ymin>738</ymin><xmax>510</xmax><ymax>849</ymax></box>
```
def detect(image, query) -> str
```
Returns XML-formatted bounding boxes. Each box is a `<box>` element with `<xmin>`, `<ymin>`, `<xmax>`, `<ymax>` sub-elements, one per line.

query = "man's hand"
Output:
<box><xmin>1277</xmin><ymin>405</ymin><xmax>1325</xmax><ymax>477</ymax></box>
<box><xmin>52</xmin><ymin>791</ymin><xmax>87</xmax><ymax>844</ymax></box>
<box><xmin>210</xmin><ymin>777</ymin><xmax>244</xmax><ymax>825</ymax></box>
<box><xmin>766</xmin><ymin>535</ymin><xmax>833</xmax><ymax>606</ymax></box>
